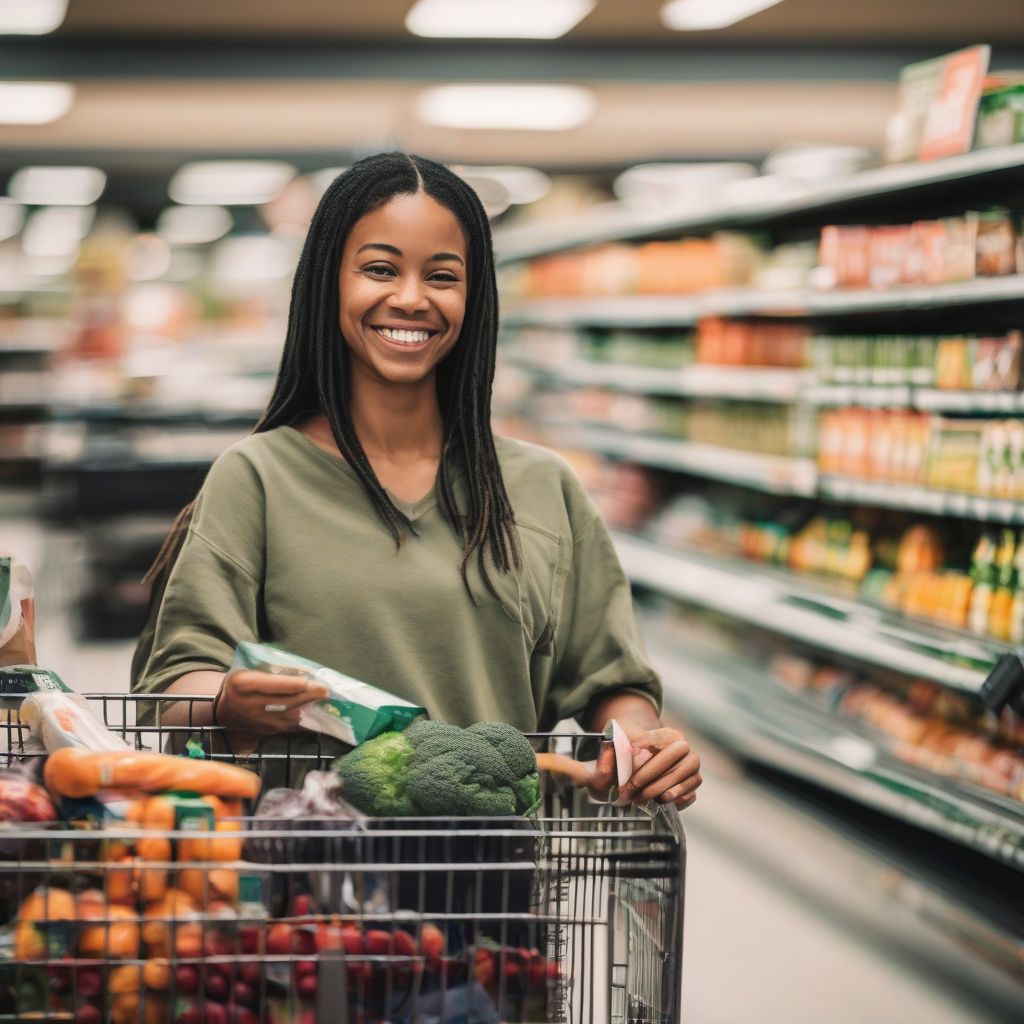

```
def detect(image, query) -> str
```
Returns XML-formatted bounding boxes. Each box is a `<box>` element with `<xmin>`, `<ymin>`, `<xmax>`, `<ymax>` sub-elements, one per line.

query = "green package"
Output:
<box><xmin>230</xmin><ymin>641</ymin><xmax>425</xmax><ymax>747</ymax></box>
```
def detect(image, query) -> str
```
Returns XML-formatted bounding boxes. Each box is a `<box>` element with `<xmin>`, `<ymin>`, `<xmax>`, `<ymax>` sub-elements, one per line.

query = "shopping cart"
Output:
<box><xmin>0</xmin><ymin>693</ymin><xmax>686</xmax><ymax>1024</ymax></box>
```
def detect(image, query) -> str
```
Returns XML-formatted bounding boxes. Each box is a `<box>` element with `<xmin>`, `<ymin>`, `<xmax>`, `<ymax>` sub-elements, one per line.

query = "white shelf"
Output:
<box><xmin>495</xmin><ymin>144</ymin><xmax>1024</xmax><ymax>262</ymax></box>
<box><xmin>534</xmin><ymin>359</ymin><xmax>806</xmax><ymax>402</ymax></box>
<box><xmin>644</xmin><ymin>624</ymin><xmax>1024</xmax><ymax>869</ymax></box>
<box><xmin>819</xmin><ymin>476</ymin><xmax>1024</xmax><ymax>524</ymax></box>
<box><xmin>503</xmin><ymin>294</ymin><xmax>699</xmax><ymax>328</ymax></box>
<box><xmin>504</xmin><ymin>276</ymin><xmax>1024</xmax><ymax>326</ymax></box>
<box><xmin>912</xmin><ymin>389</ymin><xmax>1024</xmax><ymax>414</ymax></box>
<box><xmin>616</xmin><ymin>533</ymin><xmax>996</xmax><ymax>694</ymax></box>
<box><xmin>806</xmin><ymin>384</ymin><xmax>1024</xmax><ymax>413</ymax></box>
<box><xmin>557</xmin><ymin>426</ymin><xmax>817</xmax><ymax>495</ymax></box>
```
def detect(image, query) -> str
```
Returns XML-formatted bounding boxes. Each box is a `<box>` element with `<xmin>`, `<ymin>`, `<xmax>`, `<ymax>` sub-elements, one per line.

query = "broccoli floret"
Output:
<box><xmin>467</xmin><ymin>722</ymin><xmax>537</xmax><ymax>779</ymax></box>
<box><xmin>407</xmin><ymin>752</ymin><xmax>517</xmax><ymax>817</ymax></box>
<box><xmin>333</xmin><ymin>731</ymin><xmax>415</xmax><ymax>816</ymax></box>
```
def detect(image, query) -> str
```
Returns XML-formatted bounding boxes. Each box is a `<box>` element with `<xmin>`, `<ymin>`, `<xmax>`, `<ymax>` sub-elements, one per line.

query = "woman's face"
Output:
<box><xmin>338</xmin><ymin>191</ymin><xmax>468</xmax><ymax>388</ymax></box>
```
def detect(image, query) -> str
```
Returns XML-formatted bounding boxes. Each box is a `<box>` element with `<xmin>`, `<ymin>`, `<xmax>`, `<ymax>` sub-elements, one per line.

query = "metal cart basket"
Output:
<box><xmin>0</xmin><ymin>694</ymin><xmax>686</xmax><ymax>1024</ymax></box>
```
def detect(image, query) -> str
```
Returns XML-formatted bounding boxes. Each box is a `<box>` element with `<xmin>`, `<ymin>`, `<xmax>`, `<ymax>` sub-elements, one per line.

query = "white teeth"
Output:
<box><xmin>377</xmin><ymin>327</ymin><xmax>431</xmax><ymax>345</ymax></box>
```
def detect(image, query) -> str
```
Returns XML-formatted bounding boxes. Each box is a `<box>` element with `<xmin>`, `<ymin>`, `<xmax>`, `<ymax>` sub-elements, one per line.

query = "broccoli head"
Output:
<box><xmin>335</xmin><ymin>719</ymin><xmax>542</xmax><ymax>818</ymax></box>
<box><xmin>333</xmin><ymin>730</ymin><xmax>415</xmax><ymax>817</ymax></box>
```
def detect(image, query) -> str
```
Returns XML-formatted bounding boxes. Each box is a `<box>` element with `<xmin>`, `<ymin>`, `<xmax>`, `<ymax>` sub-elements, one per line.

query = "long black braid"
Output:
<box><xmin>144</xmin><ymin>153</ymin><xmax>522</xmax><ymax>604</ymax></box>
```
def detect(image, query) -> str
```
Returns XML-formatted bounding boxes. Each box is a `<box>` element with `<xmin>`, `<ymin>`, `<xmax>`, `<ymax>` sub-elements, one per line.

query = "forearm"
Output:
<box><xmin>587</xmin><ymin>690</ymin><xmax>660</xmax><ymax>738</ymax></box>
<box><xmin>157</xmin><ymin>670</ymin><xmax>225</xmax><ymax>728</ymax></box>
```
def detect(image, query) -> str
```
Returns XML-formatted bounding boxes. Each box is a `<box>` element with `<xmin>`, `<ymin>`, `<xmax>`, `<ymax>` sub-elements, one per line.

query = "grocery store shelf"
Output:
<box><xmin>503</xmin><ymin>276</ymin><xmax>1024</xmax><ymax>325</ymax></box>
<box><xmin>646</xmin><ymin>624</ymin><xmax>1024</xmax><ymax>870</ymax></box>
<box><xmin>495</xmin><ymin>144</ymin><xmax>1024</xmax><ymax>262</ymax></box>
<box><xmin>503</xmin><ymin>295</ymin><xmax>699</xmax><ymax>328</ymax></box>
<box><xmin>557</xmin><ymin>426</ymin><xmax>817</xmax><ymax>495</ymax></box>
<box><xmin>913</xmin><ymin>389</ymin><xmax>1024</xmax><ymax>413</ymax></box>
<box><xmin>819</xmin><ymin>476</ymin><xmax>1024</xmax><ymax>525</ymax></box>
<box><xmin>615</xmin><ymin>532</ymin><xmax>1000</xmax><ymax>693</ymax></box>
<box><xmin>806</xmin><ymin>384</ymin><xmax>1024</xmax><ymax>412</ymax></box>
<box><xmin>526</xmin><ymin>358</ymin><xmax>807</xmax><ymax>402</ymax></box>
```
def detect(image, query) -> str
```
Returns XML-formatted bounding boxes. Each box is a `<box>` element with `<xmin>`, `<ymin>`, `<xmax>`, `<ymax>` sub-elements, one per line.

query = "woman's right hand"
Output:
<box><xmin>213</xmin><ymin>669</ymin><xmax>329</xmax><ymax>743</ymax></box>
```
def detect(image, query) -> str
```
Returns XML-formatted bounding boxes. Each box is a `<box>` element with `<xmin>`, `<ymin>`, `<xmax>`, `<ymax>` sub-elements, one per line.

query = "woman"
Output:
<box><xmin>132</xmin><ymin>152</ymin><xmax>701</xmax><ymax>809</ymax></box>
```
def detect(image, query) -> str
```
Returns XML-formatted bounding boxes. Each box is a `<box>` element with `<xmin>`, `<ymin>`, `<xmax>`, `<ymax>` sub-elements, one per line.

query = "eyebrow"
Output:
<box><xmin>356</xmin><ymin>243</ymin><xmax>464</xmax><ymax>266</ymax></box>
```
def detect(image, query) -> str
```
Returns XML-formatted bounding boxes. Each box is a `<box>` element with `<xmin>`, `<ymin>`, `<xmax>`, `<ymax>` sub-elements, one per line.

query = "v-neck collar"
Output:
<box><xmin>280</xmin><ymin>425</ymin><xmax>458</xmax><ymax>523</ymax></box>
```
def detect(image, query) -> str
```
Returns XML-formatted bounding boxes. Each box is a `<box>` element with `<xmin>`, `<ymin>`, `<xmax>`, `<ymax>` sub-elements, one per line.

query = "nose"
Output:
<box><xmin>389</xmin><ymin>274</ymin><xmax>429</xmax><ymax>314</ymax></box>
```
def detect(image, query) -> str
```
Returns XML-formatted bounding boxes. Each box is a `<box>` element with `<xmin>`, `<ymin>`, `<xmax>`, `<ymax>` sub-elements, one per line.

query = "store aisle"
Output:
<box><xmin>1</xmin><ymin>516</ymin><xmax>1013</xmax><ymax>1023</ymax></box>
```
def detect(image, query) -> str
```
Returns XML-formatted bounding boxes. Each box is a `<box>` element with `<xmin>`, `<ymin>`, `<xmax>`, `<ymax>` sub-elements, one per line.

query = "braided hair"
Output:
<box><xmin>145</xmin><ymin>152</ymin><xmax>521</xmax><ymax>599</ymax></box>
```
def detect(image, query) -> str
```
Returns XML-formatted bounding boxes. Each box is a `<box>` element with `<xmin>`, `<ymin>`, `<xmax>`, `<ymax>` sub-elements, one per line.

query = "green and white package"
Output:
<box><xmin>230</xmin><ymin>641</ymin><xmax>425</xmax><ymax>746</ymax></box>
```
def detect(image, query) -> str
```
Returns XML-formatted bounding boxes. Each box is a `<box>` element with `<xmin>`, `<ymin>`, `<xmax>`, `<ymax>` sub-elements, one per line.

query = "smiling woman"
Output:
<box><xmin>129</xmin><ymin>152</ymin><xmax>701</xmax><ymax>810</ymax></box>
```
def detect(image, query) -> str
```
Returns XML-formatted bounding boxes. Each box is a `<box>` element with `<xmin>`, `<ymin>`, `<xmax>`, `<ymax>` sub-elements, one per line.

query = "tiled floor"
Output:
<box><xmin>2</xmin><ymin>515</ymin><xmax>1015</xmax><ymax>1023</ymax></box>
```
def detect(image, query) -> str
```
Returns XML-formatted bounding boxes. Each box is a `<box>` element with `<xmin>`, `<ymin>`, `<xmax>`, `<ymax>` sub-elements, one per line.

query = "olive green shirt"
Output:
<box><xmin>135</xmin><ymin>427</ymin><xmax>661</xmax><ymax>743</ymax></box>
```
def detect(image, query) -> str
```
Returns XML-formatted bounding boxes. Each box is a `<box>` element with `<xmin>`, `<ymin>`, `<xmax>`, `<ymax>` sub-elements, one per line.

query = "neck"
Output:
<box><xmin>348</xmin><ymin>369</ymin><xmax>444</xmax><ymax>459</ymax></box>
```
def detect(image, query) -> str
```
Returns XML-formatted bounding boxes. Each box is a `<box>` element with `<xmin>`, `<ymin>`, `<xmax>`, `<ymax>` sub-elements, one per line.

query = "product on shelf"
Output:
<box><xmin>975</xmin><ymin>74</ymin><xmax>1024</xmax><ymax>148</ymax></box>
<box><xmin>817</xmin><ymin>210</ymin><xmax>1021</xmax><ymax>291</ymax></box>
<box><xmin>696</xmin><ymin>317</ymin><xmax>808</xmax><ymax>368</ymax></box>
<box><xmin>519</xmin><ymin>232</ymin><xmax>764</xmax><ymax>299</ymax></box>
<box><xmin>811</xmin><ymin>331</ymin><xmax>1023</xmax><ymax>391</ymax></box>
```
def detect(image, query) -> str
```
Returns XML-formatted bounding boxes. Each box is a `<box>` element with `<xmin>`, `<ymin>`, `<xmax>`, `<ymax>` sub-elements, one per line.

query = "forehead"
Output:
<box><xmin>345</xmin><ymin>192</ymin><xmax>467</xmax><ymax>257</ymax></box>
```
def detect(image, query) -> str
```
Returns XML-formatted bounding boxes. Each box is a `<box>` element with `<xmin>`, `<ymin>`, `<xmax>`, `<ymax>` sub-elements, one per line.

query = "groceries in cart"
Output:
<box><xmin>0</xmin><ymin>554</ymin><xmax>35</xmax><ymax>669</ymax></box>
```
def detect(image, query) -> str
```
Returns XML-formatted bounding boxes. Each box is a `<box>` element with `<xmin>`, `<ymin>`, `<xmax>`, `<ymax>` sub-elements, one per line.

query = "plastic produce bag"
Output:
<box><xmin>231</xmin><ymin>641</ymin><xmax>425</xmax><ymax>746</ymax></box>
<box><xmin>0</xmin><ymin>556</ymin><xmax>35</xmax><ymax>668</ymax></box>
<box><xmin>19</xmin><ymin>689</ymin><xmax>131</xmax><ymax>753</ymax></box>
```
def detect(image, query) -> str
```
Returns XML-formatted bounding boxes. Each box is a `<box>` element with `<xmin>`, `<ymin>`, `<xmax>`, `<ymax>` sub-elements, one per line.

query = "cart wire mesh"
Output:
<box><xmin>0</xmin><ymin>693</ymin><xmax>686</xmax><ymax>1023</ymax></box>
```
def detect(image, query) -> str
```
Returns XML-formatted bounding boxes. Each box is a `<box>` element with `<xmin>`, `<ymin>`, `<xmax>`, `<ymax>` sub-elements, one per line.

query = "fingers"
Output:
<box><xmin>620</xmin><ymin>739</ymin><xmax>691</xmax><ymax>799</ymax></box>
<box><xmin>217</xmin><ymin>671</ymin><xmax>328</xmax><ymax>736</ymax></box>
<box><xmin>228</xmin><ymin>670</ymin><xmax>328</xmax><ymax>701</ymax></box>
<box><xmin>587</xmin><ymin>742</ymin><xmax>618</xmax><ymax>799</ymax></box>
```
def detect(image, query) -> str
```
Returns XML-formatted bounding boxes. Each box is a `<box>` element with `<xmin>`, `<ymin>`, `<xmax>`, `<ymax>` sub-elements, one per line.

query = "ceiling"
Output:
<box><xmin>3</xmin><ymin>0</ymin><xmax>1024</xmax><ymax>225</ymax></box>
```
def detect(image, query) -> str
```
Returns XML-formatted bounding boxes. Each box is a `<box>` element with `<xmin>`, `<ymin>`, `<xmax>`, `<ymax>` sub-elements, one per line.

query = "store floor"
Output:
<box><xmin>2</xmin><ymin>516</ymin><xmax>1012</xmax><ymax>1024</ymax></box>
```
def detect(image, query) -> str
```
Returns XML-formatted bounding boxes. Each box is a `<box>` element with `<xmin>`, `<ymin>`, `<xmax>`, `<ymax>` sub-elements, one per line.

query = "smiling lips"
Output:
<box><xmin>372</xmin><ymin>325</ymin><xmax>438</xmax><ymax>347</ymax></box>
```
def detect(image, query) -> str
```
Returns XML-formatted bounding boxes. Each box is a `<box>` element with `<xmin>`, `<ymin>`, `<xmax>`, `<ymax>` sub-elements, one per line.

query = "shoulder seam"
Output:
<box><xmin>189</xmin><ymin>526</ymin><xmax>260</xmax><ymax>584</ymax></box>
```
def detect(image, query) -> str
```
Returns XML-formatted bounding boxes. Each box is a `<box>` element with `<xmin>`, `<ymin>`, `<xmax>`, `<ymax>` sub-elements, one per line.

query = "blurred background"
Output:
<box><xmin>3</xmin><ymin>2</ymin><xmax>1024</xmax><ymax>1020</ymax></box>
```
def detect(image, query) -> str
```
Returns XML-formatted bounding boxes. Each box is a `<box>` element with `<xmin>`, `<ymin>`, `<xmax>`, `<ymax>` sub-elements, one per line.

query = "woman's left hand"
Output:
<box><xmin>619</xmin><ymin>726</ymin><xmax>702</xmax><ymax>810</ymax></box>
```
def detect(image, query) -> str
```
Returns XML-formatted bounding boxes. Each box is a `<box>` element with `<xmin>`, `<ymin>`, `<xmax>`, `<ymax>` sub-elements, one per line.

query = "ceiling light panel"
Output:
<box><xmin>0</xmin><ymin>0</ymin><xmax>67</xmax><ymax>35</ymax></box>
<box><xmin>0</xmin><ymin>199</ymin><xmax>25</xmax><ymax>241</ymax></box>
<box><xmin>415</xmin><ymin>85</ymin><xmax>596</xmax><ymax>131</ymax></box>
<box><xmin>0</xmin><ymin>82</ymin><xmax>74</xmax><ymax>125</ymax></box>
<box><xmin>168</xmin><ymin>161</ymin><xmax>296</xmax><ymax>206</ymax></box>
<box><xmin>156</xmin><ymin>205</ymin><xmax>233</xmax><ymax>246</ymax></box>
<box><xmin>454</xmin><ymin>166</ymin><xmax>552</xmax><ymax>205</ymax></box>
<box><xmin>8</xmin><ymin>166</ymin><xmax>106</xmax><ymax>206</ymax></box>
<box><xmin>406</xmin><ymin>0</ymin><xmax>594</xmax><ymax>39</ymax></box>
<box><xmin>661</xmin><ymin>0</ymin><xmax>784</xmax><ymax>31</ymax></box>
<box><xmin>22</xmin><ymin>206</ymin><xmax>96</xmax><ymax>257</ymax></box>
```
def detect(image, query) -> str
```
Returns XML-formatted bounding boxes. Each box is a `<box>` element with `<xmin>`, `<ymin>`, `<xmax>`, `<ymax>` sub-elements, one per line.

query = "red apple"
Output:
<box><xmin>265</xmin><ymin>924</ymin><xmax>293</xmax><ymax>957</ymax></box>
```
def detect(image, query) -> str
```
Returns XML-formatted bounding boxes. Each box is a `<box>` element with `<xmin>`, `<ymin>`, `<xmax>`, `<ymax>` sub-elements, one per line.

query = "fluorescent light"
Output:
<box><xmin>456</xmin><ymin>166</ymin><xmax>551</xmax><ymax>205</ymax></box>
<box><xmin>309</xmin><ymin>167</ymin><xmax>349</xmax><ymax>198</ymax></box>
<box><xmin>168</xmin><ymin>161</ymin><xmax>296</xmax><ymax>206</ymax></box>
<box><xmin>0</xmin><ymin>0</ymin><xmax>68</xmax><ymax>35</ymax></box>
<box><xmin>416</xmin><ymin>84</ymin><xmax>595</xmax><ymax>131</ymax></box>
<box><xmin>8</xmin><ymin>166</ymin><xmax>105</xmax><ymax>206</ymax></box>
<box><xmin>210</xmin><ymin>235</ymin><xmax>292</xmax><ymax>294</ymax></box>
<box><xmin>156</xmin><ymin>205</ymin><xmax>233</xmax><ymax>246</ymax></box>
<box><xmin>661</xmin><ymin>0</ymin><xmax>783</xmax><ymax>31</ymax></box>
<box><xmin>0</xmin><ymin>199</ymin><xmax>25</xmax><ymax>241</ymax></box>
<box><xmin>0</xmin><ymin>82</ymin><xmax>74</xmax><ymax>124</ymax></box>
<box><xmin>22</xmin><ymin>206</ymin><xmax>95</xmax><ymax>257</ymax></box>
<box><xmin>614</xmin><ymin>162</ymin><xmax>756</xmax><ymax>204</ymax></box>
<box><xmin>406</xmin><ymin>0</ymin><xmax>593</xmax><ymax>39</ymax></box>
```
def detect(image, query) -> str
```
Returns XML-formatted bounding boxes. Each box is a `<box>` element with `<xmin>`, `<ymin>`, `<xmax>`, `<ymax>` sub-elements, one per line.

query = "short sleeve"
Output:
<box><xmin>545</xmin><ymin>507</ymin><xmax>663</xmax><ymax>729</ymax></box>
<box><xmin>134</xmin><ymin>448</ymin><xmax>266</xmax><ymax>700</ymax></box>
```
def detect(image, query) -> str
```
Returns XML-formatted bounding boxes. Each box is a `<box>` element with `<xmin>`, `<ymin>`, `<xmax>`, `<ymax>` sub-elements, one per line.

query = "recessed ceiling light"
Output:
<box><xmin>0</xmin><ymin>0</ymin><xmax>68</xmax><ymax>35</ymax></box>
<box><xmin>416</xmin><ymin>85</ymin><xmax>596</xmax><ymax>131</ymax></box>
<box><xmin>22</xmin><ymin>206</ymin><xmax>95</xmax><ymax>257</ymax></box>
<box><xmin>0</xmin><ymin>199</ymin><xmax>25</xmax><ymax>241</ymax></box>
<box><xmin>455</xmin><ymin>166</ymin><xmax>552</xmax><ymax>205</ymax></box>
<box><xmin>661</xmin><ymin>0</ymin><xmax>784</xmax><ymax>31</ymax></box>
<box><xmin>406</xmin><ymin>0</ymin><xmax>594</xmax><ymax>39</ymax></box>
<box><xmin>614</xmin><ymin>162</ymin><xmax>756</xmax><ymax>204</ymax></box>
<box><xmin>168</xmin><ymin>161</ymin><xmax>296</xmax><ymax>206</ymax></box>
<box><xmin>156</xmin><ymin>205</ymin><xmax>233</xmax><ymax>246</ymax></box>
<box><xmin>9</xmin><ymin>167</ymin><xmax>105</xmax><ymax>206</ymax></box>
<box><xmin>309</xmin><ymin>167</ymin><xmax>350</xmax><ymax>198</ymax></box>
<box><xmin>0</xmin><ymin>82</ymin><xmax>75</xmax><ymax>125</ymax></box>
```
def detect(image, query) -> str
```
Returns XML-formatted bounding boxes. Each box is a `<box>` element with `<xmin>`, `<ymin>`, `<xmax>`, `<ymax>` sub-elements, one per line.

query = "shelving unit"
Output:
<box><xmin>495</xmin><ymin>142</ymin><xmax>1024</xmax><ymax>262</ymax></box>
<box><xmin>495</xmin><ymin>143</ymin><xmax>1024</xmax><ymax>990</ymax></box>
<box><xmin>615</xmin><ymin>532</ymin><xmax>1000</xmax><ymax>693</ymax></box>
